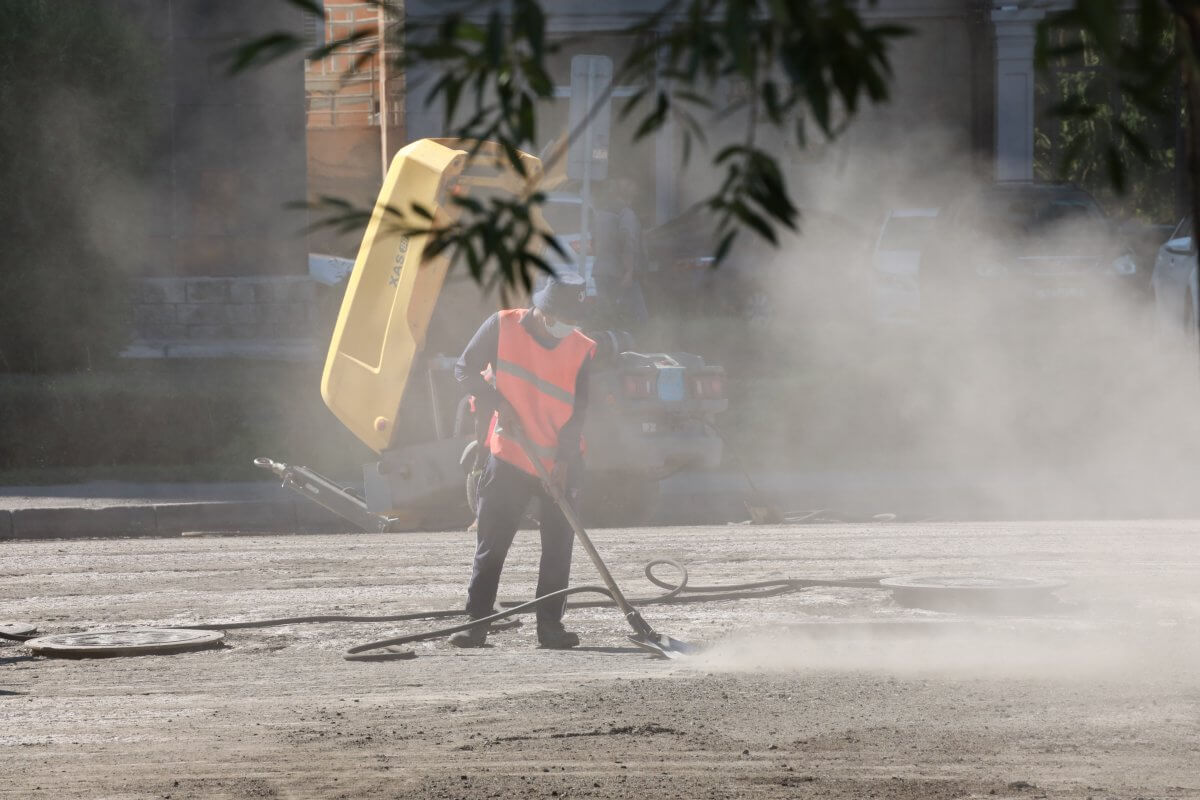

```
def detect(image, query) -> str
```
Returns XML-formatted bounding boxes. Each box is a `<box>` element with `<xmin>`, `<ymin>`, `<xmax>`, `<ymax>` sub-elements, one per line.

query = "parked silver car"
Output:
<box><xmin>1151</xmin><ymin>217</ymin><xmax>1199</xmax><ymax>349</ymax></box>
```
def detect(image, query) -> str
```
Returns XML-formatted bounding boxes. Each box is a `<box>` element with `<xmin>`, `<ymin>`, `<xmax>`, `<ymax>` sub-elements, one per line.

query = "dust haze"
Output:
<box><xmin>691</xmin><ymin>620</ymin><xmax>1197</xmax><ymax>679</ymax></box>
<box><xmin>636</xmin><ymin>123</ymin><xmax>1199</xmax><ymax>521</ymax></box>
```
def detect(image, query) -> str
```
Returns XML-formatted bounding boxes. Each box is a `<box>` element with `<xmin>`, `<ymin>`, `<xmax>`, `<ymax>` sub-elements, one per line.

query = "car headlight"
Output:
<box><xmin>1111</xmin><ymin>254</ymin><xmax>1137</xmax><ymax>276</ymax></box>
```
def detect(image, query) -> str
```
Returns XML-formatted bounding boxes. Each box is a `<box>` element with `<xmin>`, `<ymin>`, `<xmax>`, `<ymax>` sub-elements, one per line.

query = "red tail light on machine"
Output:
<box><xmin>691</xmin><ymin>374</ymin><xmax>724</xmax><ymax>398</ymax></box>
<box><xmin>623</xmin><ymin>372</ymin><xmax>657</xmax><ymax>399</ymax></box>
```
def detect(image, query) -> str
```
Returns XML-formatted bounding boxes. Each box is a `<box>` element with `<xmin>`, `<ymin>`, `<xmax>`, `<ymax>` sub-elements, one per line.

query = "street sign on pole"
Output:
<box><xmin>567</xmin><ymin>55</ymin><xmax>612</xmax><ymax>182</ymax></box>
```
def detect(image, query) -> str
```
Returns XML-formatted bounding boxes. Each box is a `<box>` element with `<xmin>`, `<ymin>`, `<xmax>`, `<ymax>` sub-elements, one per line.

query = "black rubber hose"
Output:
<box><xmin>344</xmin><ymin>583</ymin><xmax>622</xmax><ymax>661</ymax></box>
<box><xmin>640</xmin><ymin>559</ymin><xmax>887</xmax><ymax>593</ymax></box>
<box><xmin>170</xmin><ymin>559</ymin><xmax>886</xmax><ymax>662</ymax></box>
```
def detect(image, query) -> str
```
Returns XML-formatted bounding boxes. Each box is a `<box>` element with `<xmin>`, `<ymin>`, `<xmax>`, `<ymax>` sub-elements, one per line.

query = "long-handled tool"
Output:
<box><xmin>506</xmin><ymin>424</ymin><xmax>697</xmax><ymax>659</ymax></box>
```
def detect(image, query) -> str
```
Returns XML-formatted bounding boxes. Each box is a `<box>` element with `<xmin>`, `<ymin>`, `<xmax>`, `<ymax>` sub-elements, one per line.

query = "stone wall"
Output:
<box><xmin>126</xmin><ymin>277</ymin><xmax>319</xmax><ymax>359</ymax></box>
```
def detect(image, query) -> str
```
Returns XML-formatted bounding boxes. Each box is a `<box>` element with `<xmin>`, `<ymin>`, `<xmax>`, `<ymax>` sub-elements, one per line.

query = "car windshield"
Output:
<box><xmin>879</xmin><ymin>216</ymin><xmax>937</xmax><ymax>251</ymax></box>
<box><xmin>965</xmin><ymin>189</ymin><xmax>1107</xmax><ymax>255</ymax></box>
<box><xmin>983</xmin><ymin>191</ymin><xmax>1101</xmax><ymax>234</ymax></box>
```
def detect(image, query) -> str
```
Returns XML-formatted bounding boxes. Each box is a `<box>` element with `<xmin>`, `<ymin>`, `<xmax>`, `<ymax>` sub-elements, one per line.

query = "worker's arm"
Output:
<box><xmin>454</xmin><ymin>313</ymin><xmax>503</xmax><ymax>410</ymax></box>
<box><xmin>554</xmin><ymin>353</ymin><xmax>592</xmax><ymax>465</ymax></box>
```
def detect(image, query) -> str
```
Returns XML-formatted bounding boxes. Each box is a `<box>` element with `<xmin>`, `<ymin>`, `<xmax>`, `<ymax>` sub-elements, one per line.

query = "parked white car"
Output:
<box><xmin>1151</xmin><ymin>217</ymin><xmax>1199</xmax><ymax>349</ymax></box>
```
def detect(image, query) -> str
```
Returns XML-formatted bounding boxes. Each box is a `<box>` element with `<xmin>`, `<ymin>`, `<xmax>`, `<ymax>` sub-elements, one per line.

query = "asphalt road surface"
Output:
<box><xmin>3</xmin><ymin>521</ymin><xmax>1198</xmax><ymax>799</ymax></box>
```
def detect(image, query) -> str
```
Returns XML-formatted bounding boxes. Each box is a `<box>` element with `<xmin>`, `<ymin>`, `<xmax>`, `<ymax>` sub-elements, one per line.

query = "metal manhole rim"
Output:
<box><xmin>1</xmin><ymin>621</ymin><xmax>39</xmax><ymax>638</ymax></box>
<box><xmin>25</xmin><ymin>627</ymin><xmax>225</xmax><ymax>658</ymax></box>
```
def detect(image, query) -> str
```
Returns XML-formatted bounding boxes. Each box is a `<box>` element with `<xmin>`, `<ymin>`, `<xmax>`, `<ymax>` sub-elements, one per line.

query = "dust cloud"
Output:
<box><xmin>688</xmin><ymin>620</ymin><xmax>1194</xmax><ymax>679</ymax></box>
<box><xmin>632</xmin><ymin>122</ymin><xmax>1200</xmax><ymax>520</ymax></box>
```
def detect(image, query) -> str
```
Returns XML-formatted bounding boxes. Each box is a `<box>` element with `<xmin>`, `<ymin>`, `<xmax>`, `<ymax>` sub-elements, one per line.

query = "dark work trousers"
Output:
<box><xmin>466</xmin><ymin>454</ymin><xmax>578</xmax><ymax>624</ymax></box>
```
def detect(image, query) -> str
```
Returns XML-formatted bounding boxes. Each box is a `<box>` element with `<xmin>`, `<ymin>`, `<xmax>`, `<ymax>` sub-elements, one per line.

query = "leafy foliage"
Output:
<box><xmin>1036</xmin><ymin>0</ymin><xmax>1181</xmax><ymax>221</ymax></box>
<box><xmin>0</xmin><ymin>0</ymin><xmax>160</xmax><ymax>373</ymax></box>
<box><xmin>238</xmin><ymin>0</ymin><xmax>909</xmax><ymax>292</ymax></box>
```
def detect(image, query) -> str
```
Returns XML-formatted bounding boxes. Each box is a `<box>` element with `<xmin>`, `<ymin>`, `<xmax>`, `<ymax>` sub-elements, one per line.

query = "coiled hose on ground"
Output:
<box><xmin>173</xmin><ymin>559</ymin><xmax>885</xmax><ymax>662</ymax></box>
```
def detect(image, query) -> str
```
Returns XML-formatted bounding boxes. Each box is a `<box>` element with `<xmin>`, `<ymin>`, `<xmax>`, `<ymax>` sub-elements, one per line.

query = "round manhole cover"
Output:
<box><xmin>879</xmin><ymin>575</ymin><xmax>1067</xmax><ymax>612</ymax></box>
<box><xmin>1</xmin><ymin>621</ymin><xmax>38</xmax><ymax>640</ymax></box>
<box><xmin>25</xmin><ymin>628</ymin><xmax>224</xmax><ymax>658</ymax></box>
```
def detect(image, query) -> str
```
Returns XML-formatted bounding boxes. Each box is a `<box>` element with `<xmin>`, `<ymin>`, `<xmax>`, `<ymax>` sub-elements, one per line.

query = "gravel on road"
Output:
<box><xmin>3</xmin><ymin>521</ymin><xmax>1198</xmax><ymax>799</ymax></box>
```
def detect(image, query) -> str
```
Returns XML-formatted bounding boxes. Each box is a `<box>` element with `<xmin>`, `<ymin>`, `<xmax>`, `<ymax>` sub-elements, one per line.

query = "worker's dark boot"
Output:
<box><xmin>449</xmin><ymin>620</ymin><xmax>489</xmax><ymax>648</ymax></box>
<box><xmin>536</xmin><ymin>620</ymin><xmax>580</xmax><ymax>649</ymax></box>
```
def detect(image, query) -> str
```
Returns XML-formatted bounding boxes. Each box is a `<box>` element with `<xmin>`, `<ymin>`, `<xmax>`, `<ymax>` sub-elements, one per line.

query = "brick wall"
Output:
<box><xmin>305</xmin><ymin>1</ymin><xmax>403</xmax><ymax>130</ymax></box>
<box><xmin>304</xmin><ymin>0</ymin><xmax>405</xmax><ymax>256</ymax></box>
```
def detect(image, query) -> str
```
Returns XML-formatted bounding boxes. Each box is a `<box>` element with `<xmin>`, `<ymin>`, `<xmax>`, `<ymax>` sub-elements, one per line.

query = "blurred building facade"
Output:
<box><xmin>124</xmin><ymin>0</ymin><xmax>1082</xmax><ymax>356</ymax></box>
<box><xmin>304</xmin><ymin>0</ymin><xmax>405</xmax><ymax>257</ymax></box>
<box><xmin>126</xmin><ymin>0</ymin><xmax>313</xmax><ymax>358</ymax></box>
<box><xmin>403</xmin><ymin>0</ymin><xmax>1070</xmax><ymax>227</ymax></box>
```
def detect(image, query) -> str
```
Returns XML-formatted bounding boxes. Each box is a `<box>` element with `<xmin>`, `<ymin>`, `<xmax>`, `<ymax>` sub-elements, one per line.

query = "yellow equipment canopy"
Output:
<box><xmin>321</xmin><ymin>138</ymin><xmax>542</xmax><ymax>453</ymax></box>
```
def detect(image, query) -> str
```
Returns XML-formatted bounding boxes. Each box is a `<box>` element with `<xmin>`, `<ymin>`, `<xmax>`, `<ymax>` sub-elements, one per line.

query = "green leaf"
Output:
<box><xmin>633</xmin><ymin>92</ymin><xmax>670</xmax><ymax>140</ymax></box>
<box><xmin>619</xmin><ymin>86</ymin><xmax>650</xmax><ymax>119</ymax></box>
<box><xmin>1056</xmin><ymin>135</ymin><xmax>1089</xmax><ymax>183</ymax></box>
<box><xmin>225</xmin><ymin>33</ymin><xmax>303</xmax><ymax>74</ymax></box>
<box><xmin>485</xmin><ymin>10</ymin><xmax>504</xmax><ymax>68</ymax></box>
<box><xmin>674</xmin><ymin>89</ymin><xmax>715</xmax><ymax>109</ymax></box>
<box><xmin>540</xmin><ymin>233</ymin><xmax>568</xmax><ymax>260</ymax></box>
<box><xmin>308</xmin><ymin>28</ymin><xmax>375</xmax><ymax>63</ymax></box>
<box><xmin>1046</xmin><ymin>98</ymin><xmax>1099</xmax><ymax>120</ymax></box>
<box><xmin>713</xmin><ymin>230</ymin><xmax>738</xmax><ymax>265</ymax></box>
<box><xmin>518</xmin><ymin>94</ymin><xmax>536</xmax><ymax>144</ymax></box>
<box><xmin>280</xmin><ymin>0</ymin><xmax>326</xmax><ymax>17</ymax></box>
<box><xmin>733</xmin><ymin>201</ymin><xmax>779</xmax><ymax>244</ymax></box>
<box><xmin>1105</xmin><ymin>143</ymin><xmax>1127</xmax><ymax>193</ymax></box>
<box><xmin>805</xmin><ymin>72</ymin><xmax>833</xmax><ymax>136</ymax></box>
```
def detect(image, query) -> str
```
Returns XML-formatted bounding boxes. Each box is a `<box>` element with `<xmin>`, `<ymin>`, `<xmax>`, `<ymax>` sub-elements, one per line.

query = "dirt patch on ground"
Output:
<box><xmin>3</xmin><ymin>522</ymin><xmax>1199</xmax><ymax>798</ymax></box>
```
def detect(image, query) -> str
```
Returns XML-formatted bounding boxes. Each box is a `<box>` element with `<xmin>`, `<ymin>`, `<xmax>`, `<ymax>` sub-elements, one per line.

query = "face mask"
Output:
<box><xmin>546</xmin><ymin>319</ymin><xmax>578</xmax><ymax>339</ymax></box>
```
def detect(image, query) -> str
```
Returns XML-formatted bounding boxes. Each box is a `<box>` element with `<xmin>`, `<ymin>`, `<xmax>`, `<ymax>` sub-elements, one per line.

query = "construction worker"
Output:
<box><xmin>451</xmin><ymin>275</ymin><xmax>596</xmax><ymax>649</ymax></box>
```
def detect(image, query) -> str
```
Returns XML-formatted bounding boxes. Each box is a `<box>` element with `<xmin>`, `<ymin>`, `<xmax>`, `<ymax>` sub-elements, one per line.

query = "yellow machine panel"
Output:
<box><xmin>321</xmin><ymin>139</ymin><xmax>541</xmax><ymax>453</ymax></box>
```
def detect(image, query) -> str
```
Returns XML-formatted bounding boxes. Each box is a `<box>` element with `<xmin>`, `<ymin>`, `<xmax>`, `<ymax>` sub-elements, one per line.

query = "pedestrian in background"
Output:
<box><xmin>591</xmin><ymin>177</ymin><xmax>648</xmax><ymax>332</ymax></box>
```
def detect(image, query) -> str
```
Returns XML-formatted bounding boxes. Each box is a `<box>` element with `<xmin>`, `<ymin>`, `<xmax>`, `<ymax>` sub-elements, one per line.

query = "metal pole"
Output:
<box><xmin>377</xmin><ymin>4</ymin><xmax>389</xmax><ymax>181</ymax></box>
<box><xmin>579</xmin><ymin>65</ymin><xmax>594</xmax><ymax>281</ymax></box>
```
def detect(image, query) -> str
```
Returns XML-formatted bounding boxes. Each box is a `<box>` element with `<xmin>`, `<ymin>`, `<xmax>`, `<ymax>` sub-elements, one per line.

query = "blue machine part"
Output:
<box><xmin>656</xmin><ymin>366</ymin><xmax>686</xmax><ymax>402</ymax></box>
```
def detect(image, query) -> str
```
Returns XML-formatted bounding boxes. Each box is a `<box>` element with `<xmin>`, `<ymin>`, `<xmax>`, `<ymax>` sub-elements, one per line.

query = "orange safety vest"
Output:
<box><xmin>489</xmin><ymin>308</ymin><xmax>596</xmax><ymax>477</ymax></box>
